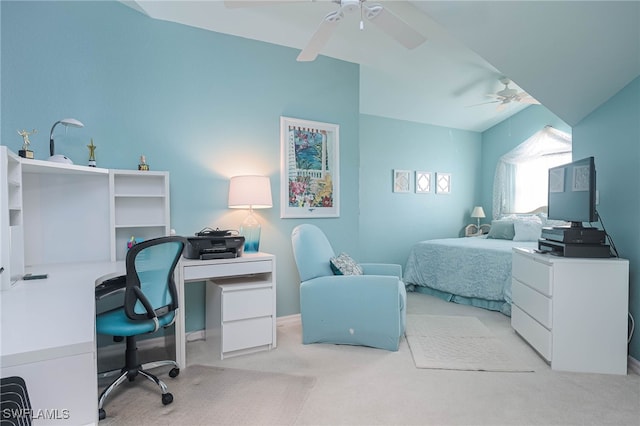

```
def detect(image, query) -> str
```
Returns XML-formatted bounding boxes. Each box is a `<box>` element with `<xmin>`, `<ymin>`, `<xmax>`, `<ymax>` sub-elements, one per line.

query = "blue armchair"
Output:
<box><xmin>291</xmin><ymin>224</ymin><xmax>406</xmax><ymax>351</ymax></box>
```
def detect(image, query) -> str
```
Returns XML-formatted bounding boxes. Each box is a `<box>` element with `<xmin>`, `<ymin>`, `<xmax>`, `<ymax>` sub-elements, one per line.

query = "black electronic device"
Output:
<box><xmin>540</xmin><ymin>226</ymin><xmax>606</xmax><ymax>244</ymax></box>
<box><xmin>195</xmin><ymin>227</ymin><xmax>233</xmax><ymax>238</ymax></box>
<box><xmin>184</xmin><ymin>235</ymin><xmax>245</xmax><ymax>260</ymax></box>
<box><xmin>538</xmin><ymin>239</ymin><xmax>611</xmax><ymax>258</ymax></box>
<box><xmin>547</xmin><ymin>156</ymin><xmax>598</xmax><ymax>227</ymax></box>
<box><xmin>23</xmin><ymin>273</ymin><xmax>48</xmax><ymax>280</ymax></box>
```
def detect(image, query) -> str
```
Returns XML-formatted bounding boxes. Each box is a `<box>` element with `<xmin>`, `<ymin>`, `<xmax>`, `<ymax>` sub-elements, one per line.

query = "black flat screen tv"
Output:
<box><xmin>547</xmin><ymin>156</ymin><xmax>597</xmax><ymax>228</ymax></box>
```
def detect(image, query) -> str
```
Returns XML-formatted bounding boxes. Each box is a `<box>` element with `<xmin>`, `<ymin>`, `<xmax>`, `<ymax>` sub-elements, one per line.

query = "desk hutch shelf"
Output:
<box><xmin>1</xmin><ymin>146</ymin><xmax>171</xmax><ymax>424</ymax></box>
<box><xmin>109</xmin><ymin>170</ymin><xmax>170</xmax><ymax>261</ymax></box>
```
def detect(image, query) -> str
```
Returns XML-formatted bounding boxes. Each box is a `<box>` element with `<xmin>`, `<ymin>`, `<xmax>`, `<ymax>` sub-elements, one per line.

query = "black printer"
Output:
<box><xmin>184</xmin><ymin>234</ymin><xmax>245</xmax><ymax>260</ymax></box>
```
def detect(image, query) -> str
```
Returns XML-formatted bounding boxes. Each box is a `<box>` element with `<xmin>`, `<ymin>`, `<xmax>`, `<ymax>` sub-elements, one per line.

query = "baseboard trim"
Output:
<box><xmin>628</xmin><ymin>356</ymin><xmax>640</xmax><ymax>375</ymax></box>
<box><xmin>277</xmin><ymin>313</ymin><xmax>301</xmax><ymax>326</ymax></box>
<box><xmin>100</xmin><ymin>316</ymin><xmax>301</xmax><ymax>356</ymax></box>
<box><xmin>186</xmin><ymin>330</ymin><xmax>205</xmax><ymax>342</ymax></box>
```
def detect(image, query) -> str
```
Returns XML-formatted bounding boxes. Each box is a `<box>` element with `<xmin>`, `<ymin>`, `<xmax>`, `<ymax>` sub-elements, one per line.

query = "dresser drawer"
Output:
<box><xmin>223</xmin><ymin>317</ymin><xmax>273</xmax><ymax>353</ymax></box>
<box><xmin>512</xmin><ymin>278</ymin><xmax>552</xmax><ymax>329</ymax></box>
<box><xmin>512</xmin><ymin>253</ymin><xmax>552</xmax><ymax>296</ymax></box>
<box><xmin>222</xmin><ymin>287</ymin><xmax>272</xmax><ymax>322</ymax></box>
<box><xmin>512</xmin><ymin>305</ymin><xmax>551</xmax><ymax>361</ymax></box>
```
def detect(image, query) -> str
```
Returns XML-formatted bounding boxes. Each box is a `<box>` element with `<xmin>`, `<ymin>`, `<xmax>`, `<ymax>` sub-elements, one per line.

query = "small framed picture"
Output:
<box><xmin>393</xmin><ymin>170</ymin><xmax>411</xmax><ymax>193</ymax></box>
<box><xmin>415</xmin><ymin>171</ymin><xmax>431</xmax><ymax>194</ymax></box>
<box><xmin>436</xmin><ymin>172</ymin><xmax>451</xmax><ymax>194</ymax></box>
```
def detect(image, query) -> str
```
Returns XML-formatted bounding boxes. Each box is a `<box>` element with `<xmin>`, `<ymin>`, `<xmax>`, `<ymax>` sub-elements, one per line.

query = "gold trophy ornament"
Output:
<box><xmin>87</xmin><ymin>139</ymin><xmax>97</xmax><ymax>167</ymax></box>
<box><xmin>18</xmin><ymin>129</ymin><xmax>37</xmax><ymax>159</ymax></box>
<box><xmin>138</xmin><ymin>155</ymin><xmax>149</xmax><ymax>171</ymax></box>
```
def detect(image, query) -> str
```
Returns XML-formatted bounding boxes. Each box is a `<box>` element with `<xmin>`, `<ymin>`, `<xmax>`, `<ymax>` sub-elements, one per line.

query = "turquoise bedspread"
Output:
<box><xmin>404</xmin><ymin>237</ymin><xmax>537</xmax><ymax>315</ymax></box>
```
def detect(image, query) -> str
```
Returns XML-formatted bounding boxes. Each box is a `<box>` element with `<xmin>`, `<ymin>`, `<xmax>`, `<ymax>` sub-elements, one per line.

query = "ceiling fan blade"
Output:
<box><xmin>496</xmin><ymin>102</ymin><xmax>509</xmax><ymax>112</ymax></box>
<box><xmin>466</xmin><ymin>100</ymin><xmax>501</xmax><ymax>108</ymax></box>
<box><xmin>516</xmin><ymin>93</ymin><xmax>541</xmax><ymax>105</ymax></box>
<box><xmin>297</xmin><ymin>10</ymin><xmax>343</xmax><ymax>62</ymax></box>
<box><xmin>363</xmin><ymin>4</ymin><xmax>426</xmax><ymax>50</ymax></box>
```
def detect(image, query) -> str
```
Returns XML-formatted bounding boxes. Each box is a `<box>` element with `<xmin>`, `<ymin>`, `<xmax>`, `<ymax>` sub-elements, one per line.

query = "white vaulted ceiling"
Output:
<box><xmin>123</xmin><ymin>1</ymin><xmax>640</xmax><ymax>132</ymax></box>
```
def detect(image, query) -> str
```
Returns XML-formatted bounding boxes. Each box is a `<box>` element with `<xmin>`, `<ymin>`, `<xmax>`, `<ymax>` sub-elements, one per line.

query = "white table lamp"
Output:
<box><xmin>471</xmin><ymin>206</ymin><xmax>486</xmax><ymax>227</ymax></box>
<box><xmin>228</xmin><ymin>175</ymin><xmax>272</xmax><ymax>253</ymax></box>
<box><xmin>49</xmin><ymin>118</ymin><xmax>84</xmax><ymax>164</ymax></box>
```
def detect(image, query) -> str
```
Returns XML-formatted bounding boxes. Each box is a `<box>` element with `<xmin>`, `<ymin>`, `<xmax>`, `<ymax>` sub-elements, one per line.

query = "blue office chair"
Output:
<box><xmin>95</xmin><ymin>236</ymin><xmax>186</xmax><ymax>421</ymax></box>
<box><xmin>291</xmin><ymin>224</ymin><xmax>406</xmax><ymax>351</ymax></box>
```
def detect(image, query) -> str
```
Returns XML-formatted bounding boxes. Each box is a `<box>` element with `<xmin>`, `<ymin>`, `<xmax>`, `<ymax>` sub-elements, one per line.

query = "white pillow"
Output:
<box><xmin>513</xmin><ymin>220</ymin><xmax>543</xmax><ymax>241</ymax></box>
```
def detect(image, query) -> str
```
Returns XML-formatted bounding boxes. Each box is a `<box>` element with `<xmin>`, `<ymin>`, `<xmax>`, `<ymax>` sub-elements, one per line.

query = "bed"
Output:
<box><xmin>404</xmin><ymin>235</ymin><xmax>538</xmax><ymax>316</ymax></box>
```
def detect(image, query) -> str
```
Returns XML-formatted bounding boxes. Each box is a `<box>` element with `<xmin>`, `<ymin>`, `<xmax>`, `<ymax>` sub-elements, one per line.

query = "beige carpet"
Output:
<box><xmin>100</xmin><ymin>364</ymin><xmax>315</xmax><ymax>425</ymax></box>
<box><xmin>406</xmin><ymin>314</ymin><xmax>534</xmax><ymax>372</ymax></box>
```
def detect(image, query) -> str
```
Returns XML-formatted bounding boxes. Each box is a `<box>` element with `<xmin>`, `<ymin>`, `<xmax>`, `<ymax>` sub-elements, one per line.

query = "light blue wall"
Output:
<box><xmin>359</xmin><ymin>114</ymin><xmax>481</xmax><ymax>266</ymax></box>
<box><xmin>572</xmin><ymin>76</ymin><xmax>640</xmax><ymax>359</ymax></box>
<box><xmin>6</xmin><ymin>2</ymin><xmax>635</xmax><ymax>360</ymax></box>
<box><xmin>480</xmin><ymin>105</ymin><xmax>571</xmax><ymax>219</ymax></box>
<box><xmin>1</xmin><ymin>1</ymin><xmax>360</xmax><ymax>328</ymax></box>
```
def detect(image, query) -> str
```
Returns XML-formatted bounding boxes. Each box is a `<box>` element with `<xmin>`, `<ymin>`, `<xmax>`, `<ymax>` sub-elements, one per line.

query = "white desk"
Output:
<box><xmin>0</xmin><ymin>261</ymin><xmax>124</xmax><ymax>426</ymax></box>
<box><xmin>0</xmin><ymin>253</ymin><xmax>276</xmax><ymax>425</ymax></box>
<box><xmin>174</xmin><ymin>252</ymin><xmax>276</xmax><ymax>366</ymax></box>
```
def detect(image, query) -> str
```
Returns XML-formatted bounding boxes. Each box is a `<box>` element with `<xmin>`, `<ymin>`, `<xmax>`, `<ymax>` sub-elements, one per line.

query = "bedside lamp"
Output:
<box><xmin>228</xmin><ymin>175</ymin><xmax>273</xmax><ymax>253</ymax></box>
<box><xmin>49</xmin><ymin>118</ymin><xmax>84</xmax><ymax>164</ymax></box>
<box><xmin>471</xmin><ymin>206</ymin><xmax>486</xmax><ymax>227</ymax></box>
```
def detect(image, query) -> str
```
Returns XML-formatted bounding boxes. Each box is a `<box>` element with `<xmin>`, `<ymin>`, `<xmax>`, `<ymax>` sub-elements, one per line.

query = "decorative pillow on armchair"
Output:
<box><xmin>330</xmin><ymin>253</ymin><xmax>363</xmax><ymax>276</ymax></box>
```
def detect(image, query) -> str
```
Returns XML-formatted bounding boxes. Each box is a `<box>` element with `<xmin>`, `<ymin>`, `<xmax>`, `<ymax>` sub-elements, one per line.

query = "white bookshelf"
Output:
<box><xmin>109</xmin><ymin>170</ymin><xmax>170</xmax><ymax>261</ymax></box>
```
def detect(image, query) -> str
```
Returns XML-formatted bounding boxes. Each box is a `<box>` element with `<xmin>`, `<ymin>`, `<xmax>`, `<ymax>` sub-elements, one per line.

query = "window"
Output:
<box><xmin>493</xmin><ymin>126</ymin><xmax>572</xmax><ymax>218</ymax></box>
<box><xmin>512</xmin><ymin>152</ymin><xmax>571</xmax><ymax>213</ymax></box>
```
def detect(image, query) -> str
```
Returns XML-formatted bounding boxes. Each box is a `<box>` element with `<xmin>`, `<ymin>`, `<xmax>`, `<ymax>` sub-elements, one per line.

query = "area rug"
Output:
<box><xmin>100</xmin><ymin>365</ymin><xmax>315</xmax><ymax>425</ymax></box>
<box><xmin>405</xmin><ymin>314</ymin><xmax>534</xmax><ymax>372</ymax></box>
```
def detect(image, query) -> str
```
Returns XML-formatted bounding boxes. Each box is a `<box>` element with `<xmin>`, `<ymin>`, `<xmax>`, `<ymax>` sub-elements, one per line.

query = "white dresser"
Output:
<box><xmin>511</xmin><ymin>247</ymin><xmax>629</xmax><ymax>375</ymax></box>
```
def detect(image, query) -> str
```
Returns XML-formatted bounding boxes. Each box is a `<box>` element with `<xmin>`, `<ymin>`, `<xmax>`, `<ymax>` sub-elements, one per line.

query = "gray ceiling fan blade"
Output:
<box><xmin>517</xmin><ymin>93</ymin><xmax>541</xmax><ymax>104</ymax></box>
<box><xmin>466</xmin><ymin>100</ymin><xmax>501</xmax><ymax>108</ymax></box>
<box><xmin>363</xmin><ymin>4</ymin><xmax>426</xmax><ymax>50</ymax></box>
<box><xmin>297</xmin><ymin>10</ymin><xmax>343</xmax><ymax>62</ymax></box>
<box><xmin>496</xmin><ymin>102</ymin><xmax>509</xmax><ymax>112</ymax></box>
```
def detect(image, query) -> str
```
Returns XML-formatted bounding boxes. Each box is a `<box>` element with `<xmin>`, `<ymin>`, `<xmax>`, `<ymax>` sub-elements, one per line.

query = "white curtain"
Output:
<box><xmin>492</xmin><ymin>126</ymin><xmax>572</xmax><ymax>219</ymax></box>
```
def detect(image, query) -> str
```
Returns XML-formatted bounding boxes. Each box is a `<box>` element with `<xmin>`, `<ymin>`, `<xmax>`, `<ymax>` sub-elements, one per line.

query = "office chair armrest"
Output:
<box><xmin>95</xmin><ymin>275</ymin><xmax>126</xmax><ymax>301</ymax></box>
<box><xmin>130</xmin><ymin>286</ymin><xmax>157</xmax><ymax>320</ymax></box>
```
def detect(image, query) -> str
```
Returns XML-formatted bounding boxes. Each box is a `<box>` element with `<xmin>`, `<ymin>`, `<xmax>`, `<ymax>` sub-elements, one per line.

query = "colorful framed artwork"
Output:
<box><xmin>436</xmin><ymin>172</ymin><xmax>451</xmax><ymax>194</ymax></box>
<box><xmin>393</xmin><ymin>170</ymin><xmax>411</xmax><ymax>193</ymax></box>
<box><xmin>415</xmin><ymin>171</ymin><xmax>431</xmax><ymax>194</ymax></box>
<box><xmin>280</xmin><ymin>116</ymin><xmax>340</xmax><ymax>218</ymax></box>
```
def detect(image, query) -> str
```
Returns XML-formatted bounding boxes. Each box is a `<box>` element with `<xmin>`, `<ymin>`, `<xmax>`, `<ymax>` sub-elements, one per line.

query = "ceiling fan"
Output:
<box><xmin>475</xmin><ymin>77</ymin><xmax>540</xmax><ymax>111</ymax></box>
<box><xmin>224</xmin><ymin>0</ymin><xmax>427</xmax><ymax>62</ymax></box>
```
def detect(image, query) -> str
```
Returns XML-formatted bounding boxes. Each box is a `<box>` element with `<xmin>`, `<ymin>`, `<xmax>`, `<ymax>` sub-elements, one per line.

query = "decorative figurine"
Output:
<box><xmin>87</xmin><ymin>139</ymin><xmax>97</xmax><ymax>167</ymax></box>
<box><xmin>138</xmin><ymin>155</ymin><xmax>149</xmax><ymax>171</ymax></box>
<box><xmin>127</xmin><ymin>236</ymin><xmax>136</xmax><ymax>249</ymax></box>
<box><xmin>17</xmin><ymin>129</ymin><xmax>37</xmax><ymax>159</ymax></box>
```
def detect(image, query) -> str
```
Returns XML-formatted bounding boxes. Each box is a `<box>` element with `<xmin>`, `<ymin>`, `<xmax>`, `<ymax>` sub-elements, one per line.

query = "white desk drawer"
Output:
<box><xmin>512</xmin><ymin>278</ymin><xmax>552</xmax><ymax>329</ymax></box>
<box><xmin>512</xmin><ymin>253</ymin><xmax>552</xmax><ymax>296</ymax></box>
<box><xmin>512</xmin><ymin>305</ymin><xmax>551</xmax><ymax>361</ymax></box>
<box><xmin>222</xmin><ymin>287</ymin><xmax>272</xmax><ymax>322</ymax></box>
<box><xmin>184</xmin><ymin>259</ymin><xmax>272</xmax><ymax>281</ymax></box>
<box><xmin>223</xmin><ymin>317</ymin><xmax>272</xmax><ymax>353</ymax></box>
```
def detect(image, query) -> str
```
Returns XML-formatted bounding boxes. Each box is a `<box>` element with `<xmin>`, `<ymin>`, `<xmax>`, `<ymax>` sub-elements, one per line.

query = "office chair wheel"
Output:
<box><xmin>98</xmin><ymin>408</ymin><xmax>106</xmax><ymax>421</ymax></box>
<box><xmin>169</xmin><ymin>367</ymin><xmax>180</xmax><ymax>378</ymax></box>
<box><xmin>162</xmin><ymin>392</ymin><xmax>173</xmax><ymax>405</ymax></box>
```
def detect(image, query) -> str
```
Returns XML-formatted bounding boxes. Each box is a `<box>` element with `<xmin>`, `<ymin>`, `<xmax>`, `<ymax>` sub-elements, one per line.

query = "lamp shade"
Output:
<box><xmin>228</xmin><ymin>175</ymin><xmax>273</xmax><ymax>209</ymax></box>
<box><xmin>470</xmin><ymin>206</ymin><xmax>486</xmax><ymax>219</ymax></box>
